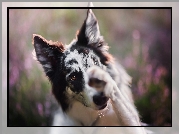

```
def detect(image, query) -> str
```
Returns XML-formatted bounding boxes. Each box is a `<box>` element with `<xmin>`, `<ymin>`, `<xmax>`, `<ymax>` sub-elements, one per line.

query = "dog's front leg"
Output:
<box><xmin>105</xmin><ymin>81</ymin><xmax>147</xmax><ymax>133</ymax></box>
<box><xmin>87</xmin><ymin>66</ymin><xmax>146</xmax><ymax>133</ymax></box>
<box><xmin>105</xmin><ymin>80</ymin><xmax>140</xmax><ymax>126</ymax></box>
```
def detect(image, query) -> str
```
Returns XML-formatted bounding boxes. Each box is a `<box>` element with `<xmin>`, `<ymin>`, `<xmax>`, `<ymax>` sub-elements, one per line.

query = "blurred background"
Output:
<box><xmin>8</xmin><ymin>8</ymin><xmax>171</xmax><ymax>127</ymax></box>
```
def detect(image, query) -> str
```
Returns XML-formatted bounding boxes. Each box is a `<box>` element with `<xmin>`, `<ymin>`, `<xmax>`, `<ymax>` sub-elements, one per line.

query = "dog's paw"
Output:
<box><xmin>87</xmin><ymin>66</ymin><xmax>114</xmax><ymax>97</ymax></box>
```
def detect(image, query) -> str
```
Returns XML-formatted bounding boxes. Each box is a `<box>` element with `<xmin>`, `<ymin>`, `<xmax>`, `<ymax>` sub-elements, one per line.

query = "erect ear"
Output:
<box><xmin>77</xmin><ymin>9</ymin><xmax>102</xmax><ymax>46</ymax></box>
<box><xmin>32</xmin><ymin>34</ymin><xmax>65</xmax><ymax>79</ymax></box>
<box><xmin>76</xmin><ymin>9</ymin><xmax>114</xmax><ymax>65</ymax></box>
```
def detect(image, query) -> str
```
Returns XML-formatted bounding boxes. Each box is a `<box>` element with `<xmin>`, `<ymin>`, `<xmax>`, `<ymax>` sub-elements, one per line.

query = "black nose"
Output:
<box><xmin>93</xmin><ymin>92</ymin><xmax>109</xmax><ymax>107</ymax></box>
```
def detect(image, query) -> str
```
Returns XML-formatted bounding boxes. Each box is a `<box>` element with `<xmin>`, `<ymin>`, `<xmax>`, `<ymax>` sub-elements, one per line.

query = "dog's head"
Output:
<box><xmin>33</xmin><ymin>9</ymin><xmax>113</xmax><ymax>111</ymax></box>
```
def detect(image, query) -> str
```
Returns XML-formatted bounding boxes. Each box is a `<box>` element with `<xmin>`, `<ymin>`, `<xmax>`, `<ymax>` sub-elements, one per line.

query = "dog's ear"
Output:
<box><xmin>76</xmin><ymin>9</ymin><xmax>113</xmax><ymax>64</ymax></box>
<box><xmin>32</xmin><ymin>34</ymin><xmax>65</xmax><ymax>79</ymax></box>
<box><xmin>77</xmin><ymin>9</ymin><xmax>103</xmax><ymax>46</ymax></box>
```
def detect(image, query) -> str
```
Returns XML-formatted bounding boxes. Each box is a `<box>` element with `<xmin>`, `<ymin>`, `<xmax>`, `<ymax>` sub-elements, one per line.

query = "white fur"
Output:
<box><xmin>50</xmin><ymin>65</ymin><xmax>147</xmax><ymax>134</ymax></box>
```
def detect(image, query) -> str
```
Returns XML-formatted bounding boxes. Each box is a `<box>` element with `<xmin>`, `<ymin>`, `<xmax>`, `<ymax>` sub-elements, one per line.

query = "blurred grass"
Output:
<box><xmin>9</xmin><ymin>9</ymin><xmax>171</xmax><ymax>126</ymax></box>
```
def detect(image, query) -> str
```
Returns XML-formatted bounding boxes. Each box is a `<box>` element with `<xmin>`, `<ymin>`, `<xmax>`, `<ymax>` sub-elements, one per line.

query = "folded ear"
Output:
<box><xmin>32</xmin><ymin>34</ymin><xmax>65</xmax><ymax>79</ymax></box>
<box><xmin>77</xmin><ymin>9</ymin><xmax>103</xmax><ymax>46</ymax></box>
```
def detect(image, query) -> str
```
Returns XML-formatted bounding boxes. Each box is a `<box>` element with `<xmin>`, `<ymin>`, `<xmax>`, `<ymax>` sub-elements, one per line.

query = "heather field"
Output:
<box><xmin>8</xmin><ymin>8</ymin><xmax>171</xmax><ymax>127</ymax></box>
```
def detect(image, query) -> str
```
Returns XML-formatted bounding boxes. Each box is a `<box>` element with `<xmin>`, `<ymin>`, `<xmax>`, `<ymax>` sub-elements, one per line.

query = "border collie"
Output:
<box><xmin>32</xmin><ymin>9</ymin><xmax>147</xmax><ymax>133</ymax></box>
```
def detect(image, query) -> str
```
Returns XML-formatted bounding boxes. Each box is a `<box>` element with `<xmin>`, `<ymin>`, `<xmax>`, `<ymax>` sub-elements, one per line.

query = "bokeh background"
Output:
<box><xmin>8</xmin><ymin>8</ymin><xmax>171</xmax><ymax>127</ymax></box>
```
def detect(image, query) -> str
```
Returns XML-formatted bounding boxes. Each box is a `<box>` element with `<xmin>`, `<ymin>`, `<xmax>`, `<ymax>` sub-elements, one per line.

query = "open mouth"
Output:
<box><xmin>98</xmin><ymin>103</ymin><xmax>108</xmax><ymax>110</ymax></box>
<box><xmin>93</xmin><ymin>92</ymin><xmax>109</xmax><ymax>110</ymax></box>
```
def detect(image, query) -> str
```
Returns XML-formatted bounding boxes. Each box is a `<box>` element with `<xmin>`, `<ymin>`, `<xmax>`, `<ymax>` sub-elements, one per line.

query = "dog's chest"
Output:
<box><xmin>67</xmin><ymin>101</ymin><xmax>121</xmax><ymax>126</ymax></box>
<box><xmin>92</xmin><ymin>102</ymin><xmax>121</xmax><ymax>126</ymax></box>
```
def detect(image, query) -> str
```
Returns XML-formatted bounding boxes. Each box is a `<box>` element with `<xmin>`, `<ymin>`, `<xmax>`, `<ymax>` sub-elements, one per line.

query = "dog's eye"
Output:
<box><xmin>94</xmin><ymin>60</ymin><xmax>98</xmax><ymax>65</ymax></box>
<box><xmin>83</xmin><ymin>49</ymin><xmax>89</xmax><ymax>54</ymax></box>
<box><xmin>93</xmin><ymin>58</ymin><xmax>98</xmax><ymax>65</ymax></box>
<box><xmin>70</xmin><ymin>75</ymin><xmax>76</xmax><ymax>81</ymax></box>
<box><xmin>98</xmin><ymin>43</ymin><xmax>102</xmax><ymax>47</ymax></box>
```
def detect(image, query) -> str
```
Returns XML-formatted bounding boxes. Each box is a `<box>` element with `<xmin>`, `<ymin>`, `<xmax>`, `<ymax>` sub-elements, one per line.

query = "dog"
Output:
<box><xmin>32</xmin><ymin>9</ymin><xmax>147</xmax><ymax>134</ymax></box>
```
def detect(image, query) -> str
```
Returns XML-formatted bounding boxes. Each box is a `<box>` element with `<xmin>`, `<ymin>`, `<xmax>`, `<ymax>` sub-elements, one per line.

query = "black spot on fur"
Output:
<box><xmin>51</xmin><ymin>69</ymin><xmax>69</xmax><ymax>111</ymax></box>
<box><xmin>66</xmin><ymin>59</ymin><xmax>78</xmax><ymax>65</ymax></box>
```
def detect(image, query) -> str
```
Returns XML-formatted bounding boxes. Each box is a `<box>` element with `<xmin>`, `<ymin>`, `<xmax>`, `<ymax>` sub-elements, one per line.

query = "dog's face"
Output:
<box><xmin>33</xmin><ymin>9</ymin><xmax>113</xmax><ymax>111</ymax></box>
